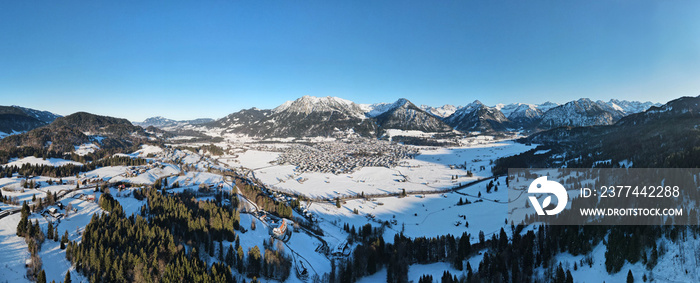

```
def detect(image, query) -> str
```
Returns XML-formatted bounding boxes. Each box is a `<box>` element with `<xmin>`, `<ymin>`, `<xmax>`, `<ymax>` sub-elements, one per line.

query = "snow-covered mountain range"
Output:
<box><xmin>137</xmin><ymin>96</ymin><xmax>661</xmax><ymax>138</ymax></box>
<box><xmin>538</xmin><ymin>98</ymin><xmax>625</xmax><ymax>129</ymax></box>
<box><xmin>3</xmin><ymin>97</ymin><xmax>660</xmax><ymax>140</ymax></box>
<box><xmin>134</xmin><ymin>116</ymin><xmax>214</xmax><ymax>128</ymax></box>
<box><xmin>419</xmin><ymin>104</ymin><xmax>461</xmax><ymax>118</ymax></box>
<box><xmin>444</xmin><ymin>100</ymin><xmax>509</xmax><ymax>132</ymax></box>
<box><xmin>373</xmin><ymin>99</ymin><xmax>453</xmax><ymax>133</ymax></box>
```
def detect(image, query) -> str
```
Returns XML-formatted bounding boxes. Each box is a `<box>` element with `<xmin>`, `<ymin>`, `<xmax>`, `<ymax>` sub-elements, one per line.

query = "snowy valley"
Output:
<box><xmin>0</xmin><ymin>95</ymin><xmax>697</xmax><ymax>283</ymax></box>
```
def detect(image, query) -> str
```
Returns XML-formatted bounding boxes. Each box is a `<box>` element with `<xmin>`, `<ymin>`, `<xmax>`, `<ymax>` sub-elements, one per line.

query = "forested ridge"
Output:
<box><xmin>66</xmin><ymin>186</ymin><xmax>296</xmax><ymax>283</ymax></box>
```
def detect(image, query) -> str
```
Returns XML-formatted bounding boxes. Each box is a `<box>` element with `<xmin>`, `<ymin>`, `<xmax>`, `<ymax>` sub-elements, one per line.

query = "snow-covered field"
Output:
<box><xmin>6</xmin><ymin>157</ymin><xmax>83</xmax><ymax>167</ymax></box>
<box><xmin>0</xmin><ymin>213</ymin><xmax>30</xmax><ymax>282</ymax></box>
<box><xmin>309</xmin><ymin>176</ymin><xmax>511</xmax><ymax>244</ymax></box>
<box><xmin>0</xmin><ymin>189</ymin><xmax>100</xmax><ymax>283</ymax></box>
<box><xmin>74</xmin><ymin>143</ymin><xmax>100</xmax><ymax>156</ymax></box>
<box><xmin>114</xmin><ymin>144</ymin><xmax>164</xmax><ymax>158</ymax></box>
<box><xmin>219</xmin><ymin>150</ymin><xmax>280</xmax><ymax>170</ymax></box>
<box><xmin>247</xmin><ymin>140</ymin><xmax>533</xmax><ymax>198</ymax></box>
<box><xmin>356</xmin><ymin>262</ymin><xmax>462</xmax><ymax>283</ymax></box>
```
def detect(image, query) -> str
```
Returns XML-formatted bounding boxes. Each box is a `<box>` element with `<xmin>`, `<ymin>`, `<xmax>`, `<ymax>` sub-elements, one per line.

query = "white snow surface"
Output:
<box><xmin>309</xmin><ymin>176</ymin><xmax>512</xmax><ymax>243</ymax></box>
<box><xmin>0</xmin><ymin>213</ymin><xmax>30</xmax><ymax>282</ymax></box>
<box><xmin>357</xmin><ymin>262</ymin><xmax>461</xmax><ymax>283</ymax></box>
<box><xmin>250</xmin><ymin>140</ymin><xmax>534</xmax><ymax>198</ymax></box>
<box><xmin>115</xmin><ymin>144</ymin><xmax>163</xmax><ymax>158</ymax></box>
<box><xmin>5</xmin><ymin>157</ymin><xmax>83</xmax><ymax>167</ymax></box>
<box><xmin>74</xmin><ymin>143</ymin><xmax>100</xmax><ymax>156</ymax></box>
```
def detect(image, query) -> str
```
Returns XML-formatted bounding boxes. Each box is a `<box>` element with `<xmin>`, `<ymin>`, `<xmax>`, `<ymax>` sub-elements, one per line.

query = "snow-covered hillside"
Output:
<box><xmin>420</xmin><ymin>104</ymin><xmax>461</xmax><ymax>118</ymax></box>
<box><xmin>539</xmin><ymin>98</ymin><xmax>625</xmax><ymax>128</ymax></box>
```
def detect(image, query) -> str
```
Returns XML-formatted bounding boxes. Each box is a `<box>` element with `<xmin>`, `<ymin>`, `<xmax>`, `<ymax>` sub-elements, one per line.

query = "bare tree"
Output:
<box><xmin>65</xmin><ymin>203</ymin><xmax>73</xmax><ymax>217</ymax></box>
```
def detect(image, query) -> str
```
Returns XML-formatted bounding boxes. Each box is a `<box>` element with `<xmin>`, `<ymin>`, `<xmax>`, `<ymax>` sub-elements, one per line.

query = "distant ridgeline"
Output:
<box><xmin>165</xmin><ymin>96</ymin><xmax>661</xmax><ymax>141</ymax></box>
<box><xmin>493</xmin><ymin>95</ymin><xmax>700</xmax><ymax>174</ymax></box>
<box><xmin>0</xmin><ymin>96</ymin><xmax>664</xmax><ymax>149</ymax></box>
<box><xmin>0</xmin><ymin>105</ymin><xmax>60</xmax><ymax>135</ymax></box>
<box><xmin>0</xmin><ymin>111</ymin><xmax>163</xmax><ymax>164</ymax></box>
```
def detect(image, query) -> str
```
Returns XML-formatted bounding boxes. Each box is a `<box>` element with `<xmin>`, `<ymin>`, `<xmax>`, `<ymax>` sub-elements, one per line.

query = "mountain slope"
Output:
<box><xmin>524</xmin><ymin>95</ymin><xmax>700</xmax><ymax>168</ymax></box>
<box><xmin>135</xmin><ymin>117</ymin><xmax>214</xmax><ymax>128</ymax></box>
<box><xmin>218</xmin><ymin>96</ymin><xmax>377</xmax><ymax>138</ymax></box>
<box><xmin>606</xmin><ymin>99</ymin><xmax>661</xmax><ymax>115</ymax></box>
<box><xmin>374</xmin><ymin>99</ymin><xmax>453</xmax><ymax>133</ymax></box>
<box><xmin>10</xmin><ymin>106</ymin><xmax>61</xmax><ymax>124</ymax></box>
<box><xmin>0</xmin><ymin>106</ymin><xmax>61</xmax><ymax>137</ymax></box>
<box><xmin>507</xmin><ymin>104</ymin><xmax>544</xmax><ymax>129</ymax></box>
<box><xmin>0</xmin><ymin>112</ymin><xmax>152</xmax><ymax>154</ymax></box>
<box><xmin>538</xmin><ymin>98</ymin><xmax>624</xmax><ymax>129</ymax></box>
<box><xmin>419</xmin><ymin>104</ymin><xmax>460</xmax><ymax>118</ymax></box>
<box><xmin>211</xmin><ymin>108</ymin><xmax>272</xmax><ymax>132</ymax></box>
<box><xmin>445</xmin><ymin>100</ymin><xmax>509</xmax><ymax>132</ymax></box>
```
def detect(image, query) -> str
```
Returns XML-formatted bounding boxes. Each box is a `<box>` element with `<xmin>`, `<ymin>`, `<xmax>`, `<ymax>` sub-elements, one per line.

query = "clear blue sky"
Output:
<box><xmin>1</xmin><ymin>1</ymin><xmax>699</xmax><ymax>121</ymax></box>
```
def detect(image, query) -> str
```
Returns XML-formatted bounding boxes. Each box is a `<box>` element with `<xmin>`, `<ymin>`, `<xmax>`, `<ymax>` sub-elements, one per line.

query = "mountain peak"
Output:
<box><xmin>362</xmin><ymin>98</ymin><xmax>416</xmax><ymax>118</ymax></box>
<box><xmin>538</xmin><ymin>99</ymin><xmax>624</xmax><ymax>129</ymax></box>
<box><xmin>445</xmin><ymin>101</ymin><xmax>508</xmax><ymax>132</ymax></box>
<box><xmin>374</xmin><ymin>98</ymin><xmax>453</xmax><ymax>133</ymax></box>
<box><xmin>273</xmin><ymin>96</ymin><xmax>361</xmax><ymax>116</ymax></box>
<box><xmin>420</xmin><ymin>104</ymin><xmax>460</xmax><ymax>118</ymax></box>
<box><xmin>395</xmin><ymin>98</ymin><xmax>410</xmax><ymax>106</ymax></box>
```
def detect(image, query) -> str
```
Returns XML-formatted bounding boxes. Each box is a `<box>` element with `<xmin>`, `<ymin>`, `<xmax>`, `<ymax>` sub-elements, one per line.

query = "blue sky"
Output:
<box><xmin>1</xmin><ymin>1</ymin><xmax>699</xmax><ymax>121</ymax></box>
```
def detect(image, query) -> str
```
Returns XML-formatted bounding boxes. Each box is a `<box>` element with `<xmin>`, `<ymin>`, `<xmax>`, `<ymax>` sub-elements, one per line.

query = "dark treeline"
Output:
<box><xmin>329</xmin><ymin>223</ymin><xmax>696</xmax><ymax>283</ymax></box>
<box><xmin>0</xmin><ymin>155</ymin><xmax>149</xmax><ymax>178</ymax></box>
<box><xmin>461</xmin><ymin>224</ymin><xmax>695</xmax><ymax>282</ymax></box>
<box><xmin>179</xmin><ymin>144</ymin><xmax>226</xmax><ymax>156</ymax></box>
<box><xmin>326</xmin><ymin>224</ymin><xmax>483</xmax><ymax>283</ymax></box>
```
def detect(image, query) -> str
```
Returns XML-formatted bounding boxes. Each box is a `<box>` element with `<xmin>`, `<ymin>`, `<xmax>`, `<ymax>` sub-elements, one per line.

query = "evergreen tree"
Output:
<box><xmin>237</xmin><ymin>245</ymin><xmax>245</xmax><ymax>273</ymax></box>
<box><xmin>64</xmin><ymin>271</ymin><xmax>72</xmax><ymax>283</ymax></box>
<box><xmin>218</xmin><ymin>241</ymin><xmax>224</xmax><ymax>260</ymax></box>
<box><xmin>627</xmin><ymin>269</ymin><xmax>634</xmax><ymax>283</ymax></box>
<box><xmin>226</xmin><ymin>244</ymin><xmax>235</xmax><ymax>266</ymax></box>
<box><xmin>555</xmin><ymin>263</ymin><xmax>566</xmax><ymax>283</ymax></box>
<box><xmin>17</xmin><ymin>201</ymin><xmax>30</xmax><ymax>236</ymax></box>
<box><xmin>565</xmin><ymin>270</ymin><xmax>573</xmax><ymax>283</ymax></box>
<box><xmin>37</xmin><ymin>269</ymin><xmax>46</xmax><ymax>283</ymax></box>
<box><xmin>17</xmin><ymin>212</ymin><xmax>28</xmax><ymax>237</ymax></box>
<box><xmin>60</xmin><ymin>230</ymin><xmax>69</xmax><ymax>249</ymax></box>
<box><xmin>248</xmin><ymin>246</ymin><xmax>262</xmax><ymax>277</ymax></box>
<box><xmin>47</xmin><ymin>221</ymin><xmax>54</xmax><ymax>240</ymax></box>
<box><xmin>418</xmin><ymin>274</ymin><xmax>433</xmax><ymax>283</ymax></box>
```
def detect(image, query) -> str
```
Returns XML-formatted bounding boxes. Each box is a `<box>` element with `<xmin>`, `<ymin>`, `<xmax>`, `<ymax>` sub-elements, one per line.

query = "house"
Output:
<box><xmin>272</xmin><ymin>219</ymin><xmax>287</xmax><ymax>237</ymax></box>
